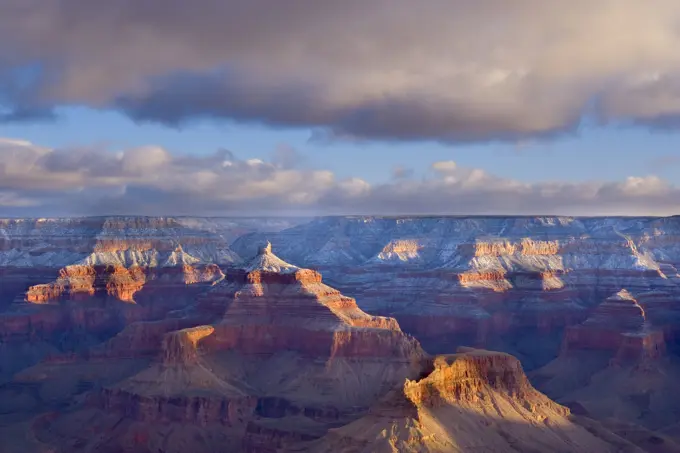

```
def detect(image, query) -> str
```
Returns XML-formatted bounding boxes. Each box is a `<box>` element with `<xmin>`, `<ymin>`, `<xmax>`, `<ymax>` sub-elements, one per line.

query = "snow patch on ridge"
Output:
<box><xmin>246</xmin><ymin>242</ymin><xmax>300</xmax><ymax>274</ymax></box>
<box><xmin>370</xmin><ymin>239</ymin><xmax>425</xmax><ymax>264</ymax></box>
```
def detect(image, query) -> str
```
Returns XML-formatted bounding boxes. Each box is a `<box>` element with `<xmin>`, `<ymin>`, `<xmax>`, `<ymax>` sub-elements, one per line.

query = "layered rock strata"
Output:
<box><xmin>23</xmin><ymin>244</ymin><xmax>426</xmax><ymax>453</ymax></box>
<box><xmin>303</xmin><ymin>348</ymin><xmax>642</xmax><ymax>453</ymax></box>
<box><xmin>0</xmin><ymin>217</ymin><xmax>243</xmax><ymax>382</ymax></box>
<box><xmin>562</xmin><ymin>290</ymin><xmax>666</xmax><ymax>363</ymax></box>
<box><xmin>205</xmin><ymin>243</ymin><xmax>422</xmax><ymax>360</ymax></box>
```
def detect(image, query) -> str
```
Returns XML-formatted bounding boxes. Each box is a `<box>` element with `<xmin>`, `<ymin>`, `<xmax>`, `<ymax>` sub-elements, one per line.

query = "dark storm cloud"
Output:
<box><xmin>2</xmin><ymin>1</ymin><xmax>680</xmax><ymax>142</ymax></box>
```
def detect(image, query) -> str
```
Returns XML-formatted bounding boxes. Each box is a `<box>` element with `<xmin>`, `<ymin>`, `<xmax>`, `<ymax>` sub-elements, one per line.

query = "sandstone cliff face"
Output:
<box><xmin>26</xmin><ymin>264</ymin><xmax>146</xmax><ymax>303</ymax></box>
<box><xmin>4</xmin><ymin>215</ymin><xmax>680</xmax><ymax>452</ymax></box>
<box><xmin>403</xmin><ymin>350</ymin><xmax>551</xmax><ymax>407</ymax></box>
<box><xmin>203</xmin><ymin>243</ymin><xmax>424</xmax><ymax>362</ymax></box>
<box><xmin>25</xmin><ymin>259</ymin><xmax>224</xmax><ymax>305</ymax></box>
<box><xmin>162</xmin><ymin>326</ymin><xmax>216</xmax><ymax>364</ymax></box>
<box><xmin>18</xmin><ymin>244</ymin><xmax>427</xmax><ymax>453</ymax></box>
<box><xmin>303</xmin><ymin>348</ymin><xmax>640</xmax><ymax>453</ymax></box>
<box><xmin>5</xmin><ymin>215</ymin><xmax>680</xmax><ymax>368</ymax></box>
<box><xmin>532</xmin><ymin>290</ymin><xmax>680</xmax><ymax>432</ymax></box>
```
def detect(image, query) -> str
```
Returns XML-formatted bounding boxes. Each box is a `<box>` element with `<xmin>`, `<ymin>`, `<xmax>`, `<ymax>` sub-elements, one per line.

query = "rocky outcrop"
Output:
<box><xmin>205</xmin><ymin>243</ymin><xmax>425</xmax><ymax>361</ymax></box>
<box><xmin>26</xmin><ymin>264</ymin><xmax>146</xmax><ymax>303</ymax></box>
<box><xmin>25</xmin><ymin>259</ymin><xmax>224</xmax><ymax>305</ymax></box>
<box><xmin>403</xmin><ymin>349</ymin><xmax>555</xmax><ymax>407</ymax></box>
<box><xmin>371</xmin><ymin>239</ymin><xmax>426</xmax><ymax>263</ymax></box>
<box><xmin>95</xmin><ymin>318</ymin><xmax>201</xmax><ymax>359</ymax></box>
<box><xmin>5</xmin><ymin>215</ymin><xmax>680</xmax><ymax>452</ymax></box>
<box><xmin>303</xmin><ymin>348</ymin><xmax>640</xmax><ymax>453</ymax></box>
<box><xmin>636</xmin><ymin>290</ymin><xmax>680</xmax><ymax>342</ymax></box>
<box><xmin>162</xmin><ymin>326</ymin><xmax>215</xmax><ymax>364</ymax></box>
<box><xmin>461</xmin><ymin>238</ymin><xmax>561</xmax><ymax>257</ymax></box>
<box><xmin>20</xmin><ymin>244</ymin><xmax>427</xmax><ymax>453</ymax></box>
<box><xmin>532</xmin><ymin>290</ymin><xmax>680</xmax><ymax>432</ymax></box>
<box><xmin>562</xmin><ymin>290</ymin><xmax>666</xmax><ymax>363</ymax></box>
<box><xmin>230</xmin><ymin>216</ymin><xmax>680</xmax><ymax>362</ymax></box>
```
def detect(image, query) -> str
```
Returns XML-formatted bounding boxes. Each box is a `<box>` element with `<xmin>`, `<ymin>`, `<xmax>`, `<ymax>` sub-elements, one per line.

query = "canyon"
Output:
<box><xmin>2</xmin><ymin>215</ymin><xmax>680</xmax><ymax>452</ymax></box>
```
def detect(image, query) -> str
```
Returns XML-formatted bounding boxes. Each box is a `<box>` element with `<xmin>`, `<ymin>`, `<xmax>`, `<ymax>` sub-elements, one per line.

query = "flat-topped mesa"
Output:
<box><xmin>467</xmin><ymin>238</ymin><xmax>561</xmax><ymax>257</ymax></box>
<box><xmin>25</xmin><ymin>258</ymin><xmax>224</xmax><ymax>305</ymax></box>
<box><xmin>162</xmin><ymin>325</ymin><xmax>215</xmax><ymax>365</ymax></box>
<box><xmin>209</xmin><ymin>244</ymin><xmax>422</xmax><ymax>359</ymax></box>
<box><xmin>404</xmin><ymin>348</ymin><xmax>547</xmax><ymax>407</ymax></box>
<box><xmin>25</xmin><ymin>264</ymin><xmax>146</xmax><ymax>303</ymax></box>
<box><xmin>563</xmin><ymin>289</ymin><xmax>666</xmax><ymax>362</ymax></box>
<box><xmin>305</xmin><ymin>349</ymin><xmax>629</xmax><ymax>453</ymax></box>
<box><xmin>372</xmin><ymin>239</ymin><xmax>426</xmax><ymax>263</ymax></box>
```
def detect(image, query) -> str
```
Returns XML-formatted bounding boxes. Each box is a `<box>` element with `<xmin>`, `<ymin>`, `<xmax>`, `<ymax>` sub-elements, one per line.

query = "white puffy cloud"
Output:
<box><xmin>431</xmin><ymin>161</ymin><xmax>458</xmax><ymax>174</ymax></box>
<box><xmin>0</xmin><ymin>137</ymin><xmax>679</xmax><ymax>217</ymax></box>
<box><xmin>121</xmin><ymin>146</ymin><xmax>171</xmax><ymax>174</ymax></box>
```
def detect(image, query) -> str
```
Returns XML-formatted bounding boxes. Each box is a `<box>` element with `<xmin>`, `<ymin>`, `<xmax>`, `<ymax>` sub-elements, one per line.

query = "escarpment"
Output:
<box><xmin>562</xmin><ymin>290</ymin><xmax>666</xmax><ymax>362</ymax></box>
<box><xmin>532</xmin><ymin>289</ymin><xmax>680</xmax><ymax>432</ymax></box>
<box><xmin>3</xmin><ymin>215</ymin><xmax>680</xmax><ymax>453</ymax></box>
<box><xmin>303</xmin><ymin>348</ymin><xmax>639</xmax><ymax>453</ymax></box>
<box><xmin>22</xmin><ymin>243</ymin><xmax>427</xmax><ymax>452</ymax></box>
<box><xmin>403</xmin><ymin>349</ymin><xmax>547</xmax><ymax>406</ymax></box>
<box><xmin>204</xmin><ymin>242</ymin><xmax>424</xmax><ymax>361</ymax></box>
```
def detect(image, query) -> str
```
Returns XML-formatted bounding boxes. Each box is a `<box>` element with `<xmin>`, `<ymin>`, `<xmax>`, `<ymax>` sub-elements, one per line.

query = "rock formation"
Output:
<box><xmin>0</xmin><ymin>217</ymin><xmax>241</xmax><ymax>384</ymax></box>
<box><xmin>533</xmin><ymin>290</ymin><xmax>680</xmax><ymax>431</ymax></box>
<box><xmin>206</xmin><ymin>242</ymin><xmax>422</xmax><ymax>360</ymax></box>
<box><xmin>14</xmin><ymin>244</ymin><xmax>426</xmax><ymax>453</ymax></box>
<box><xmin>303</xmin><ymin>348</ymin><xmax>644</xmax><ymax>453</ymax></box>
<box><xmin>3</xmin><ymin>215</ymin><xmax>680</xmax><ymax>452</ymax></box>
<box><xmin>562</xmin><ymin>289</ymin><xmax>666</xmax><ymax>363</ymax></box>
<box><xmin>230</xmin><ymin>216</ymin><xmax>680</xmax><ymax>372</ymax></box>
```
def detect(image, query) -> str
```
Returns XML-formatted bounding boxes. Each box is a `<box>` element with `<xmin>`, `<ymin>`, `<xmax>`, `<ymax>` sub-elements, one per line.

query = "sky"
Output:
<box><xmin>1</xmin><ymin>0</ymin><xmax>680</xmax><ymax>217</ymax></box>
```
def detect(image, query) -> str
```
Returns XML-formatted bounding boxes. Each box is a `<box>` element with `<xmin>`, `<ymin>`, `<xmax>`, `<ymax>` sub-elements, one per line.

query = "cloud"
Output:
<box><xmin>431</xmin><ymin>161</ymin><xmax>458</xmax><ymax>174</ymax></box>
<box><xmin>3</xmin><ymin>1</ymin><xmax>680</xmax><ymax>142</ymax></box>
<box><xmin>0</xmin><ymin>191</ymin><xmax>38</xmax><ymax>208</ymax></box>
<box><xmin>271</xmin><ymin>145</ymin><xmax>305</xmax><ymax>169</ymax></box>
<box><xmin>392</xmin><ymin>166</ymin><xmax>414</xmax><ymax>180</ymax></box>
<box><xmin>0</xmin><ymin>137</ymin><xmax>679</xmax><ymax>217</ymax></box>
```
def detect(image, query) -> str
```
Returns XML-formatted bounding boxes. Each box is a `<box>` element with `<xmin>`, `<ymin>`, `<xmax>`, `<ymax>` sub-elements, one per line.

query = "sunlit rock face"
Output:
<box><xmin>0</xmin><ymin>217</ymin><xmax>305</xmax><ymax>385</ymax></box>
<box><xmin>204</xmin><ymin>242</ymin><xmax>424</xmax><ymax>361</ymax></box>
<box><xmin>232</xmin><ymin>216</ymin><xmax>680</xmax><ymax>368</ymax></box>
<box><xmin>303</xmin><ymin>348</ymin><xmax>636</xmax><ymax>453</ymax></box>
<box><xmin>0</xmin><ymin>216</ymin><xmax>304</xmax><ymax>304</ymax></box>
<box><xmin>12</xmin><ymin>244</ymin><xmax>426</xmax><ymax>453</ymax></box>
<box><xmin>3</xmin><ymin>215</ymin><xmax>680</xmax><ymax>452</ymax></box>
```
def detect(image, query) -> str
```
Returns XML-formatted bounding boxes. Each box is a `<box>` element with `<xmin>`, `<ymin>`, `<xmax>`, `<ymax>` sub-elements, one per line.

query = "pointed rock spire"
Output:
<box><xmin>246</xmin><ymin>241</ymin><xmax>300</xmax><ymax>274</ymax></box>
<box><xmin>259</xmin><ymin>241</ymin><xmax>272</xmax><ymax>255</ymax></box>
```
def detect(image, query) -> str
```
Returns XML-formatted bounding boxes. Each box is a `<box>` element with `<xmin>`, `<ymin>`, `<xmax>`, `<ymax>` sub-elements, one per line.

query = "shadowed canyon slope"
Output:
<box><xmin>0</xmin><ymin>241</ymin><xmax>426</xmax><ymax>452</ymax></box>
<box><xmin>302</xmin><ymin>348</ymin><xmax>651</xmax><ymax>453</ymax></box>
<box><xmin>2</xmin><ymin>215</ymin><xmax>680</xmax><ymax>452</ymax></box>
<box><xmin>232</xmin><ymin>216</ymin><xmax>680</xmax><ymax>366</ymax></box>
